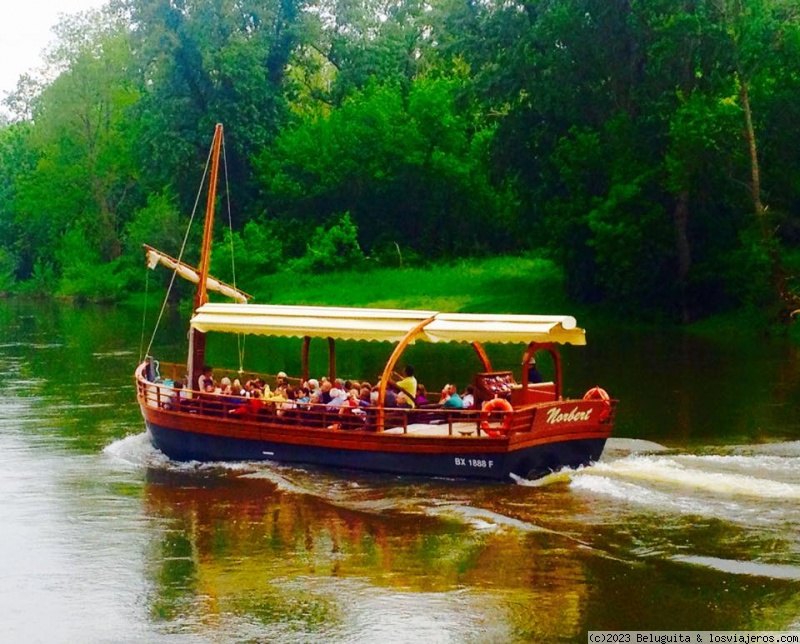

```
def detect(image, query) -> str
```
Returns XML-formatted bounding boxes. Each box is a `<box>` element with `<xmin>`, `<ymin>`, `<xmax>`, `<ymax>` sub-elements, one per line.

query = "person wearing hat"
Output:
<box><xmin>527</xmin><ymin>357</ymin><xmax>543</xmax><ymax>384</ymax></box>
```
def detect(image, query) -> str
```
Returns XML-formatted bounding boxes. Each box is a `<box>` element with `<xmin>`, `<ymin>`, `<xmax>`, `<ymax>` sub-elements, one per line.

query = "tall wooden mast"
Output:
<box><xmin>188</xmin><ymin>123</ymin><xmax>224</xmax><ymax>390</ymax></box>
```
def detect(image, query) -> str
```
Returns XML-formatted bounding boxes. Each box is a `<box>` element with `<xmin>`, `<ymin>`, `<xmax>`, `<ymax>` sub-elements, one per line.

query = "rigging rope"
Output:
<box><xmin>139</xmin><ymin>267</ymin><xmax>150</xmax><ymax>363</ymax></box>
<box><xmin>143</xmin><ymin>137</ymin><xmax>217</xmax><ymax>361</ymax></box>
<box><xmin>222</xmin><ymin>135</ymin><xmax>247</xmax><ymax>374</ymax></box>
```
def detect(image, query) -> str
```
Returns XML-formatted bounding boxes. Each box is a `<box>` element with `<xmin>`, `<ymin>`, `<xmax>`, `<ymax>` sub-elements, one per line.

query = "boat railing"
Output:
<box><xmin>135</xmin><ymin>369</ymin><xmax>519</xmax><ymax>436</ymax></box>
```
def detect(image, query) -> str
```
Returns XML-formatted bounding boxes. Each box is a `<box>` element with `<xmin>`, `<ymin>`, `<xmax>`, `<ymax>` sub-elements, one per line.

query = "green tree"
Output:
<box><xmin>262</xmin><ymin>75</ymin><xmax>515</xmax><ymax>260</ymax></box>
<box><xmin>0</xmin><ymin>121</ymin><xmax>38</xmax><ymax>283</ymax></box>
<box><xmin>13</xmin><ymin>6</ymin><xmax>141</xmax><ymax>296</ymax></box>
<box><xmin>211</xmin><ymin>218</ymin><xmax>285</xmax><ymax>285</ymax></box>
<box><xmin>124</xmin><ymin>0</ymin><xmax>309</xmax><ymax>222</ymax></box>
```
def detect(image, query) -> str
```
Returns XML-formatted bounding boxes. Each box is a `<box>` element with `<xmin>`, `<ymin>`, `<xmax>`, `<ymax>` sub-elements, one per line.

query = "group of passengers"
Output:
<box><xmin>172</xmin><ymin>363</ymin><xmax>477</xmax><ymax>417</ymax></box>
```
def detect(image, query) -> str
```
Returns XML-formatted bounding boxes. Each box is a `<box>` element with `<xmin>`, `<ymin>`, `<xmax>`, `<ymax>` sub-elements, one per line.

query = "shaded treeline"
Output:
<box><xmin>0</xmin><ymin>0</ymin><xmax>799</xmax><ymax>321</ymax></box>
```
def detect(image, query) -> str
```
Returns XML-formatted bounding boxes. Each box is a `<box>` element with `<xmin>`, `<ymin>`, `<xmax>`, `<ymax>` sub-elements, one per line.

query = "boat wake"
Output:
<box><xmin>104</xmin><ymin>432</ymin><xmax>266</xmax><ymax>474</ymax></box>
<box><xmin>103</xmin><ymin>432</ymin><xmax>365</xmax><ymax>496</ymax></box>
<box><xmin>103</xmin><ymin>432</ymin><xmax>800</xmax><ymax>545</ymax></box>
<box><xmin>582</xmin><ymin>454</ymin><xmax>800</xmax><ymax>498</ymax></box>
<box><xmin>671</xmin><ymin>554</ymin><xmax>800</xmax><ymax>581</ymax></box>
<box><xmin>423</xmin><ymin>503</ymin><xmax>550</xmax><ymax>533</ymax></box>
<box><xmin>102</xmin><ymin>432</ymin><xmax>167</xmax><ymax>469</ymax></box>
<box><xmin>570</xmin><ymin>449</ymin><xmax>800</xmax><ymax>527</ymax></box>
<box><xmin>512</xmin><ymin>469</ymin><xmax>574</xmax><ymax>487</ymax></box>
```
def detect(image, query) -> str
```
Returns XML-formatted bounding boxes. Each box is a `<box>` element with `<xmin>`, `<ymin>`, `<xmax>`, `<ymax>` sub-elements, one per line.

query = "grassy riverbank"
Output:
<box><xmin>246</xmin><ymin>254</ymin><xmax>576</xmax><ymax>315</ymax></box>
<box><xmin>128</xmin><ymin>251</ymin><xmax>799</xmax><ymax>337</ymax></box>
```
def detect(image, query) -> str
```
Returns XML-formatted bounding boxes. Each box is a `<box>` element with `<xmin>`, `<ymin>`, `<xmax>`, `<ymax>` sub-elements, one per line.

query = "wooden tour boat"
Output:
<box><xmin>135</xmin><ymin>124</ymin><xmax>617</xmax><ymax>481</ymax></box>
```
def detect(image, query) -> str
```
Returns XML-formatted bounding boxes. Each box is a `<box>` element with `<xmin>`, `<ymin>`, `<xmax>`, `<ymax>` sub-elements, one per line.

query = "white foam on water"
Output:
<box><xmin>102</xmin><ymin>432</ymin><xmax>167</xmax><ymax>469</ymax></box>
<box><xmin>512</xmin><ymin>469</ymin><xmax>574</xmax><ymax>487</ymax></box>
<box><xmin>570</xmin><ymin>474</ymin><xmax>740</xmax><ymax>518</ymax></box>
<box><xmin>237</xmin><ymin>465</ymin><xmax>313</xmax><ymax>495</ymax></box>
<box><xmin>103</xmin><ymin>432</ymin><xmax>261</xmax><ymax>476</ymax></box>
<box><xmin>423</xmin><ymin>502</ymin><xmax>549</xmax><ymax>534</ymax></box>
<box><xmin>582</xmin><ymin>454</ymin><xmax>800</xmax><ymax>499</ymax></box>
<box><xmin>672</xmin><ymin>554</ymin><xmax>800</xmax><ymax>581</ymax></box>
<box><xmin>603</xmin><ymin>437</ymin><xmax>672</xmax><ymax>454</ymax></box>
<box><xmin>673</xmin><ymin>453</ymin><xmax>800</xmax><ymax>477</ymax></box>
<box><xmin>91</xmin><ymin>350</ymin><xmax>136</xmax><ymax>358</ymax></box>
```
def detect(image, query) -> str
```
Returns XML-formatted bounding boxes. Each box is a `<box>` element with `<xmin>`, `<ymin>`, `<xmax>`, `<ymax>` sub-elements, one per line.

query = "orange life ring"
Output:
<box><xmin>480</xmin><ymin>398</ymin><xmax>514</xmax><ymax>436</ymax></box>
<box><xmin>583</xmin><ymin>386</ymin><xmax>611</xmax><ymax>421</ymax></box>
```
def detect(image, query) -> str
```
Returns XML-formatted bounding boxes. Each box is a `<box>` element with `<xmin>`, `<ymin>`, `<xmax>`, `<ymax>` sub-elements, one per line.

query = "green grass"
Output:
<box><xmin>247</xmin><ymin>254</ymin><xmax>577</xmax><ymax>316</ymax></box>
<box><xmin>130</xmin><ymin>250</ymin><xmax>800</xmax><ymax>337</ymax></box>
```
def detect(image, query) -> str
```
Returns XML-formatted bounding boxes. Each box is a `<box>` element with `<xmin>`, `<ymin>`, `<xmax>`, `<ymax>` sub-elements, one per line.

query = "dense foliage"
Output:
<box><xmin>1</xmin><ymin>0</ymin><xmax>799</xmax><ymax>322</ymax></box>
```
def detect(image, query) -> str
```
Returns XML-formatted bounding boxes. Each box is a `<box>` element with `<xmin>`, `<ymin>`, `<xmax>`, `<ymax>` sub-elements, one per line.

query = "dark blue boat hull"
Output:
<box><xmin>146</xmin><ymin>419</ymin><xmax>607</xmax><ymax>481</ymax></box>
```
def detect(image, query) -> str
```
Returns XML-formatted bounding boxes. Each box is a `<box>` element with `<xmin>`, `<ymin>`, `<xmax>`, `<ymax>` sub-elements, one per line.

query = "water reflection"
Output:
<box><xmin>141</xmin><ymin>466</ymin><xmax>594</xmax><ymax>642</ymax></box>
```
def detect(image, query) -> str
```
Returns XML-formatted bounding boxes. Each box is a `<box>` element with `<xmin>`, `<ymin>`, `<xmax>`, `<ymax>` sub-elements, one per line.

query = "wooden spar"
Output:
<box><xmin>189</xmin><ymin>123</ymin><xmax>224</xmax><ymax>390</ymax></box>
<box><xmin>143</xmin><ymin>244</ymin><xmax>251</xmax><ymax>303</ymax></box>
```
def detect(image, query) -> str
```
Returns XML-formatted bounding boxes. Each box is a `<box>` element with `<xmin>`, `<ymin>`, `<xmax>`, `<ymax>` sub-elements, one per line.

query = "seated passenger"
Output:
<box><xmin>326</xmin><ymin>387</ymin><xmax>348</xmax><ymax>408</ymax></box>
<box><xmin>415</xmin><ymin>384</ymin><xmax>429</xmax><ymax>407</ymax></box>
<box><xmin>198</xmin><ymin>365</ymin><xmax>214</xmax><ymax>392</ymax></box>
<box><xmin>384</xmin><ymin>382</ymin><xmax>400</xmax><ymax>408</ymax></box>
<box><xmin>277</xmin><ymin>386</ymin><xmax>297</xmax><ymax>416</ymax></box>
<box><xmin>165</xmin><ymin>380</ymin><xmax>184</xmax><ymax>409</ymax></box>
<box><xmin>461</xmin><ymin>385</ymin><xmax>475</xmax><ymax>410</ymax></box>
<box><xmin>229</xmin><ymin>389</ymin><xmax>264</xmax><ymax>416</ymax></box>
<box><xmin>320</xmin><ymin>380</ymin><xmax>333</xmax><ymax>404</ymax></box>
<box><xmin>341</xmin><ymin>390</ymin><xmax>364</xmax><ymax>414</ymax></box>
<box><xmin>439</xmin><ymin>384</ymin><xmax>464</xmax><ymax>409</ymax></box>
<box><xmin>306</xmin><ymin>379</ymin><xmax>321</xmax><ymax>399</ymax></box>
<box><xmin>396</xmin><ymin>390</ymin><xmax>413</xmax><ymax>409</ymax></box>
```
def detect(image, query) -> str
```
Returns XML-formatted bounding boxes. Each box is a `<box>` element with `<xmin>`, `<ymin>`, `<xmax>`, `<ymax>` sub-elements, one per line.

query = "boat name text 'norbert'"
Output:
<box><xmin>546</xmin><ymin>406</ymin><xmax>593</xmax><ymax>424</ymax></box>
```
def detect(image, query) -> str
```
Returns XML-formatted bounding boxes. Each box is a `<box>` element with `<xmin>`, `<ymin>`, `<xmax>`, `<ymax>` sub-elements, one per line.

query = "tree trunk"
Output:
<box><xmin>673</xmin><ymin>190</ymin><xmax>692</xmax><ymax>323</ymax></box>
<box><xmin>739</xmin><ymin>77</ymin><xmax>766</xmax><ymax>225</ymax></box>
<box><xmin>738</xmin><ymin>73</ymin><xmax>796</xmax><ymax>314</ymax></box>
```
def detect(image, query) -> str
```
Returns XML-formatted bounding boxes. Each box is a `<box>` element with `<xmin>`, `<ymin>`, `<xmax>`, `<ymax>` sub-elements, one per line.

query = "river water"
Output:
<box><xmin>1</xmin><ymin>298</ymin><xmax>799</xmax><ymax>643</ymax></box>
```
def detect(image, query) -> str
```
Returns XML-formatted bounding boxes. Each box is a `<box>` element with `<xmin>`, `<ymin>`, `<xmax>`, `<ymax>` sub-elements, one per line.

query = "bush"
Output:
<box><xmin>212</xmin><ymin>218</ymin><xmax>284</xmax><ymax>285</ymax></box>
<box><xmin>289</xmin><ymin>213</ymin><xmax>365</xmax><ymax>274</ymax></box>
<box><xmin>56</xmin><ymin>227</ymin><xmax>125</xmax><ymax>302</ymax></box>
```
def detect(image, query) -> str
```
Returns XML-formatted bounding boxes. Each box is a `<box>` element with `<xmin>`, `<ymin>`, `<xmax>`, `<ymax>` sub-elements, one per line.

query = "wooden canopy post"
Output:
<box><xmin>327</xmin><ymin>337</ymin><xmax>336</xmax><ymax>382</ymax></box>
<box><xmin>301</xmin><ymin>336</ymin><xmax>311</xmax><ymax>383</ymax></box>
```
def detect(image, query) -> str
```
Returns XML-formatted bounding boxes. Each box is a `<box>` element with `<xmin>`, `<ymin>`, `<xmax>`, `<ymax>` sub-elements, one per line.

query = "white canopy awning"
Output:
<box><xmin>189</xmin><ymin>303</ymin><xmax>586</xmax><ymax>346</ymax></box>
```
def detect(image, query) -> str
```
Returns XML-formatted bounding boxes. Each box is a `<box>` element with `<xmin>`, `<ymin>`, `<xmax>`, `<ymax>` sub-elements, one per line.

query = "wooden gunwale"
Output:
<box><xmin>136</xmin><ymin>367</ymin><xmax>614</xmax><ymax>455</ymax></box>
